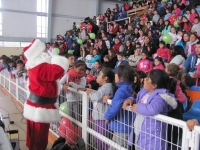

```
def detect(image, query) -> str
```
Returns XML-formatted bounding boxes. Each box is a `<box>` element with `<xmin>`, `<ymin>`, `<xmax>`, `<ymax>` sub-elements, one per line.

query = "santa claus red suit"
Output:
<box><xmin>23</xmin><ymin>39</ymin><xmax>69</xmax><ymax>150</ymax></box>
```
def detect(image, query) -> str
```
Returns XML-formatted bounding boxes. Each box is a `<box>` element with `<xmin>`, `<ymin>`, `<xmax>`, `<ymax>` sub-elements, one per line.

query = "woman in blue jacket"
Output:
<box><xmin>104</xmin><ymin>64</ymin><xmax>136</xmax><ymax>150</ymax></box>
<box><xmin>86</xmin><ymin>49</ymin><xmax>101</xmax><ymax>68</ymax></box>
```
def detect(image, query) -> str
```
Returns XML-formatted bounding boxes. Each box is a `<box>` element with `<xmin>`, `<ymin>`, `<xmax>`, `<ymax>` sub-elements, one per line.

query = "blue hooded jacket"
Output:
<box><xmin>104</xmin><ymin>82</ymin><xmax>133</xmax><ymax>133</ymax></box>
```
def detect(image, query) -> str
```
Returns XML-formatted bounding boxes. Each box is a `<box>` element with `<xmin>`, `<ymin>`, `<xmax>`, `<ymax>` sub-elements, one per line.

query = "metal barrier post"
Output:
<box><xmin>16</xmin><ymin>77</ymin><xmax>19</xmax><ymax>100</ymax></box>
<box><xmin>81</xmin><ymin>92</ymin><xmax>88</xmax><ymax>149</ymax></box>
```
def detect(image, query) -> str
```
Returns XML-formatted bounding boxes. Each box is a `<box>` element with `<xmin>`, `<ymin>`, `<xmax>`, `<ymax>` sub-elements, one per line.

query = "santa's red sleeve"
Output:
<box><xmin>39</xmin><ymin>55</ymin><xmax>68</xmax><ymax>81</ymax></box>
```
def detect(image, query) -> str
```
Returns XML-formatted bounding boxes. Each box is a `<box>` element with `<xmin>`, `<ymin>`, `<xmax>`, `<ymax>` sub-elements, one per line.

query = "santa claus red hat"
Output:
<box><xmin>23</xmin><ymin>39</ymin><xmax>46</xmax><ymax>61</ymax></box>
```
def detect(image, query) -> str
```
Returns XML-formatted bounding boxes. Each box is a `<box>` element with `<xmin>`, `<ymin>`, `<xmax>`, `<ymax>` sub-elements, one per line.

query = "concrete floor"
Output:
<box><xmin>0</xmin><ymin>89</ymin><xmax>52</xmax><ymax>150</ymax></box>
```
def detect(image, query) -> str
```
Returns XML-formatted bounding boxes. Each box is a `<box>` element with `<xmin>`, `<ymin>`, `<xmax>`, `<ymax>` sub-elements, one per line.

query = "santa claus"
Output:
<box><xmin>23</xmin><ymin>39</ymin><xmax>69</xmax><ymax>150</ymax></box>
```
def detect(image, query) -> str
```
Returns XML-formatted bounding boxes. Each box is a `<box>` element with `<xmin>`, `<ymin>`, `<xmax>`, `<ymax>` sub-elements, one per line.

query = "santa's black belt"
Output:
<box><xmin>28</xmin><ymin>92</ymin><xmax>57</xmax><ymax>105</ymax></box>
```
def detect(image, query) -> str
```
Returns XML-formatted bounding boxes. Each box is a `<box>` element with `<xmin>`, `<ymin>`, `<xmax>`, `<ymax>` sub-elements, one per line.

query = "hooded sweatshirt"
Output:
<box><xmin>191</xmin><ymin>22</ymin><xmax>200</xmax><ymax>34</ymax></box>
<box><xmin>128</xmin><ymin>88</ymin><xmax>177</xmax><ymax>149</ymax></box>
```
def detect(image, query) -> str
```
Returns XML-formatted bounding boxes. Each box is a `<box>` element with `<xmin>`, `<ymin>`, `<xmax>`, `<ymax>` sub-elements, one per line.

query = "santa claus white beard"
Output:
<box><xmin>26</xmin><ymin>52</ymin><xmax>51</xmax><ymax>69</ymax></box>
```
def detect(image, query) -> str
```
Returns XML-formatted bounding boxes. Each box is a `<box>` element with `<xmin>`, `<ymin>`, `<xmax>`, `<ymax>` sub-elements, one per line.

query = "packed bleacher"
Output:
<box><xmin>1</xmin><ymin>0</ymin><xmax>200</xmax><ymax>149</ymax></box>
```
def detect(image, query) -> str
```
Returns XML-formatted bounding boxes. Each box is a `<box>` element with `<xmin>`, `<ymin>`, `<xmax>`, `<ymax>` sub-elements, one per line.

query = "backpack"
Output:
<box><xmin>50</xmin><ymin>137</ymin><xmax>85</xmax><ymax>150</ymax></box>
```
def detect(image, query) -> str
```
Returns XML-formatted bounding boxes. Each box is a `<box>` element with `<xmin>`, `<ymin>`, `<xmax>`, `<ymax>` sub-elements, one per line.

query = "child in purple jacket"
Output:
<box><xmin>123</xmin><ymin>69</ymin><xmax>177</xmax><ymax>150</ymax></box>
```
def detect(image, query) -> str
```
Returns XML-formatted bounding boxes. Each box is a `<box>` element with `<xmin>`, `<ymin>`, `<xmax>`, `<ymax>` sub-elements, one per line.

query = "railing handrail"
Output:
<box><xmin>0</xmin><ymin>69</ymin><xmax>199</xmax><ymax>150</ymax></box>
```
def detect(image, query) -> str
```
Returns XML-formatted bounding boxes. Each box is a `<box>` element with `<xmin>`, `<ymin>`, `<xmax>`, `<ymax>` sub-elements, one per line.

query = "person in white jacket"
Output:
<box><xmin>168</xmin><ymin>27</ymin><xmax>179</xmax><ymax>45</ymax></box>
<box><xmin>170</xmin><ymin>45</ymin><xmax>187</xmax><ymax>65</ymax></box>
<box><xmin>191</xmin><ymin>17</ymin><xmax>200</xmax><ymax>35</ymax></box>
<box><xmin>128</xmin><ymin>48</ymin><xmax>142</xmax><ymax>67</ymax></box>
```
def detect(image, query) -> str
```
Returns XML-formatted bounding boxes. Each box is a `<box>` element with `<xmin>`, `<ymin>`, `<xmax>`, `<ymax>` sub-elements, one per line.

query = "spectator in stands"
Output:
<box><xmin>65</xmin><ymin>31</ymin><xmax>73</xmax><ymax>50</ymax></box>
<box><xmin>128</xmin><ymin>48</ymin><xmax>142</xmax><ymax>68</ymax></box>
<box><xmin>72</xmin><ymin>41</ymin><xmax>80</xmax><ymax>59</ymax></box>
<box><xmin>137</xmin><ymin>51</ymin><xmax>153</xmax><ymax>74</ymax></box>
<box><xmin>102</xmin><ymin>49</ymin><xmax>117</xmax><ymax>69</ymax></box>
<box><xmin>190</xmin><ymin>9</ymin><xmax>199</xmax><ymax>23</ymax></box>
<box><xmin>132</xmin><ymin>27</ymin><xmax>140</xmax><ymax>42</ymax></box>
<box><xmin>157</xmin><ymin>18</ymin><xmax>165</xmax><ymax>33</ymax></box>
<box><xmin>170</xmin><ymin>46</ymin><xmax>187</xmax><ymax>65</ymax></box>
<box><xmin>156</xmin><ymin>41</ymin><xmax>171</xmax><ymax>63</ymax></box>
<box><xmin>113</xmin><ymin>38</ymin><xmax>124</xmax><ymax>54</ymax></box>
<box><xmin>167</xmin><ymin>1</ymin><xmax>173</xmax><ymax>10</ymax></box>
<box><xmin>86</xmin><ymin>49</ymin><xmax>101</xmax><ymax>68</ymax></box>
<box><xmin>164</xmin><ymin>8</ymin><xmax>171</xmax><ymax>21</ymax></box>
<box><xmin>124</xmin><ymin>19</ymin><xmax>129</xmax><ymax>30</ymax></box>
<box><xmin>0</xmin><ymin>55</ymin><xmax>9</xmax><ymax>70</ymax></box>
<box><xmin>114</xmin><ymin>8</ymin><xmax>119</xmax><ymax>20</ymax></box>
<box><xmin>123</xmin><ymin>40</ymin><xmax>134</xmax><ymax>57</ymax></box>
<box><xmin>168</xmin><ymin>27</ymin><xmax>179</xmax><ymax>45</ymax></box>
<box><xmin>97</xmin><ymin>40</ymin><xmax>108</xmax><ymax>60</ymax></box>
<box><xmin>104</xmin><ymin>65</ymin><xmax>135</xmax><ymax>150</ymax></box>
<box><xmin>139</xmin><ymin>20</ymin><xmax>148</xmax><ymax>34</ymax></box>
<box><xmin>65</xmin><ymin>54</ymin><xmax>75</xmax><ymax>71</ymax></box>
<box><xmin>114</xmin><ymin>52</ymin><xmax>128</xmax><ymax>73</ymax></box>
<box><xmin>191</xmin><ymin>17</ymin><xmax>200</xmax><ymax>35</ymax></box>
<box><xmin>185</xmin><ymin>33</ymin><xmax>199</xmax><ymax>56</ymax></box>
<box><xmin>159</xmin><ymin>2</ymin><xmax>167</xmax><ymax>17</ymax></box>
<box><xmin>113</xmin><ymin>21</ymin><xmax>119</xmax><ymax>36</ymax></box>
<box><xmin>85</xmin><ymin>17</ymin><xmax>99</xmax><ymax>35</ymax></box>
<box><xmin>142</xmin><ymin>36</ymin><xmax>157</xmax><ymax>57</ymax></box>
<box><xmin>124</xmin><ymin>69</ymin><xmax>177</xmax><ymax>150</ymax></box>
<box><xmin>161</xmin><ymin>20</ymin><xmax>171</xmax><ymax>35</ymax></box>
<box><xmin>176</xmin><ymin>32</ymin><xmax>190</xmax><ymax>52</ymax></box>
<box><xmin>124</xmin><ymin>1</ymin><xmax>130</xmax><ymax>11</ymax></box>
<box><xmin>147</xmin><ymin>9</ymin><xmax>154</xmax><ymax>21</ymax></box>
<box><xmin>184</xmin><ymin>41</ymin><xmax>200</xmax><ymax>86</ymax></box>
<box><xmin>168</xmin><ymin>11</ymin><xmax>178</xmax><ymax>26</ymax></box>
<box><xmin>173</xmin><ymin>3</ymin><xmax>181</xmax><ymax>16</ymax></box>
<box><xmin>153</xmin><ymin>56</ymin><xmax>165</xmax><ymax>70</ymax></box>
<box><xmin>152</xmin><ymin>10</ymin><xmax>160</xmax><ymax>25</ymax></box>
<box><xmin>178</xmin><ymin>16</ymin><xmax>192</xmax><ymax>32</ymax></box>
<box><xmin>120</xmin><ymin>7</ymin><xmax>128</xmax><ymax>19</ymax></box>
<box><xmin>90</xmin><ymin>60</ymin><xmax>102</xmax><ymax>77</ymax></box>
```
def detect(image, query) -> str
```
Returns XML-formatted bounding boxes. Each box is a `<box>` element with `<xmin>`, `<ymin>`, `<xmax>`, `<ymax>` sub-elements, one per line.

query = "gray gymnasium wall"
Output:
<box><xmin>0</xmin><ymin>0</ymin><xmax>122</xmax><ymax>43</ymax></box>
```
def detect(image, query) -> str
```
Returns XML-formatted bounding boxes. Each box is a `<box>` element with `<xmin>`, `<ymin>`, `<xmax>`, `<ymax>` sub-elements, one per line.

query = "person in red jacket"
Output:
<box><xmin>178</xmin><ymin>16</ymin><xmax>192</xmax><ymax>32</ymax></box>
<box><xmin>23</xmin><ymin>39</ymin><xmax>69</xmax><ymax>150</ymax></box>
<box><xmin>113</xmin><ymin>38</ymin><xmax>124</xmax><ymax>54</ymax></box>
<box><xmin>113</xmin><ymin>21</ymin><xmax>119</xmax><ymax>35</ymax></box>
<box><xmin>156</xmin><ymin>41</ymin><xmax>171</xmax><ymax>63</ymax></box>
<box><xmin>168</xmin><ymin>11</ymin><xmax>178</xmax><ymax>26</ymax></box>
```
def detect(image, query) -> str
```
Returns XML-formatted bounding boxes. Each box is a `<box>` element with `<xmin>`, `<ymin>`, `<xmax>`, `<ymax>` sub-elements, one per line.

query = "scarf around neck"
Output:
<box><xmin>66</xmin><ymin>69</ymin><xmax>85</xmax><ymax>84</ymax></box>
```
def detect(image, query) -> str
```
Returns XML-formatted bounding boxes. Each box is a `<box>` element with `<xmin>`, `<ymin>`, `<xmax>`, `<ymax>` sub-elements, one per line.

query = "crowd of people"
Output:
<box><xmin>1</xmin><ymin>0</ymin><xmax>200</xmax><ymax>149</ymax></box>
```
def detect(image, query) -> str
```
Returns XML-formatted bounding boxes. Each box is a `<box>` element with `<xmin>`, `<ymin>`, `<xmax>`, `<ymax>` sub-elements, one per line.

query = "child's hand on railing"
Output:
<box><xmin>62</xmin><ymin>84</ymin><xmax>70</xmax><ymax>93</ymax></box>
<box><xmin>122</xmin><ymin>98</ymin><xmax>133</xmax><ymax>110</ymax></box>
<box><xmin>86</xmin><ymin>89</ymin><xmax>93</xmax><ymax>95</ymax></box>
<box><xmin>130</xmin><ymin>104</ymin><xmax>137</xmax><ymax>112</ymax></box>
<box><xmin>186</xmin><ymin>120</ymin><xmax>199</xmax><ymax>131</ymax></box>
<box><xmin>103</xmin><ymin>95</ymin><xmax>111</xmax><ymax>103</ymax></box>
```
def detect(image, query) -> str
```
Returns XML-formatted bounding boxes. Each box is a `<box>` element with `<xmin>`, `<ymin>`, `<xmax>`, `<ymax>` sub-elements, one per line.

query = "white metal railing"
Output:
<box><xmin>0</xmin><ymin>69</ymin><xmax>200</xmax><ymax>150</ymax></box>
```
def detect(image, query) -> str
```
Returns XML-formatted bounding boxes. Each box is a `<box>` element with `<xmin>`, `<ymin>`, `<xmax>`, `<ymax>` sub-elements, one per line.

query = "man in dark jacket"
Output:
<box><xmin>72</xmin><ymin>41</ymin><xmax>80</xmax><ymax>59</ymax></box>
<box><xmin>159</xmin><ymin>2</ymin><xmax>167</xmax><ymax>17</ymax></box>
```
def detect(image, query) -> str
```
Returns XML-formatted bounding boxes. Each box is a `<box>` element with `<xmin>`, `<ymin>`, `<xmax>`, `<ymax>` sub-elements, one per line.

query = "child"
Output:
<box><xmin>104</xmin><ymin>64</ymin><xmax>135</xmax><ymax>150</ymax></box>
<box><xmin>84</xmin><ymin>67</ymin><xmax>115</xmax><ymax>150</ymax></box>
<box><xmin>153</xmin><ymin>56</ymin><xmax>165</xmax><ymax>70</ymax></box>
<box><xmin>189</xmin><ymin>8</ymin><xmax>199</xmax><ymax>23</ymax></box>
<box><xmin>191</xmin><ymin>17</ymin><xmax>200</xmax><ymax>35</ymax></box>
<box><xmin>168</xmin><ymin>27</ymin><xmax>179</xmax><ymax>45</ymax></box>
<box><xmin>60</xmin><ymin>60</ymin><xmax>86</xmax><ymax>122</ymax></box>
<box><xmin>123</xmin><ymin>69</ymin><xmax>177</xmax><ymax>150</ymax></box>
<box><xmin>161</xmin><ymin>20</ymin><xmax>171</xmax><ymax>35</ymax></box>
<box><xmin>165</xmin><ymin>63</ymin><xmax>188</xmax><ymax>149</ymax></box>
<box><xmin>137</xmin><ymin>51</ymin><xmax>153</xmax><ymax>73</ymax></box>
<box><xmin>156</xmin><ymin>41</ymin><xmax>171</xmax><ymax>63</ymax></box>
<box><xmin>66</xmin><ymin>54</ymin><xmax>75</xmax><ymax>70</ymax></box>
<box><xmin>114</xmin><ymin>52</ymin><xmax>128</xmax><ymax>73</ymax></box>
<box><xmin>165</xmin><ymin>63</ymin><xmax>187</xmax><ymax>104</ymax></box>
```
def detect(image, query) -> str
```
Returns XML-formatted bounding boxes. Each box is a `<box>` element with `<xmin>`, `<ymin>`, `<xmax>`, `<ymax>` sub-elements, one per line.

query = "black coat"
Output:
<box><xmin>102</xmin><ymin>56</ymin><xmax>117</xmax><ymax>69</ymax></box>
